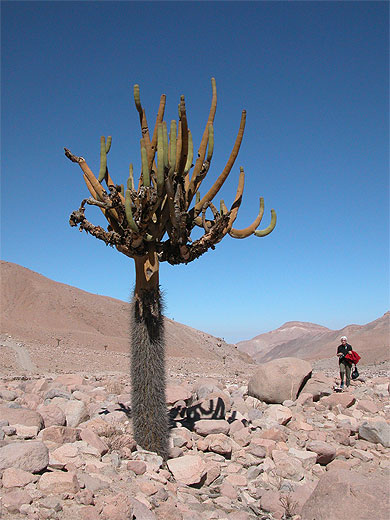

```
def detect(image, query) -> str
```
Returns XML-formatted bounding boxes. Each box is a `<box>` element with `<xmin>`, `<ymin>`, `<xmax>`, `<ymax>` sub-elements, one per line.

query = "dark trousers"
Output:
<box><xmin>339</xmin><ymin>361</ymin><xmax>352</xmax><ymax>386</ymax></box>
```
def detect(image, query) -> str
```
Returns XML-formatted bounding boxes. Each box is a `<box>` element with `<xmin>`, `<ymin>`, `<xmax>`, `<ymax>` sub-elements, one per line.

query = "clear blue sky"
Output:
<box><xmin>2</xmin><ymin>1</ymin><xmax>389</xmax><ymax>343</ymax></box>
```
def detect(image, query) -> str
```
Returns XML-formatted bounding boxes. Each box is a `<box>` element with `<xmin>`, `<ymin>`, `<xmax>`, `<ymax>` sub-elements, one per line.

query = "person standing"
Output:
<box><xmin>337</xmin><ymin>336</ymin><xmax>353</xmax><ymax>388</ymax></box>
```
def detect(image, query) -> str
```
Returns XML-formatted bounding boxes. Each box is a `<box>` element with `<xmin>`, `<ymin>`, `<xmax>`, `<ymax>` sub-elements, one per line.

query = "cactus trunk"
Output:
<box><xmin>131</xmin><ymin>252</ymin><xmax>169</xmax><ymax>460</ymax></box>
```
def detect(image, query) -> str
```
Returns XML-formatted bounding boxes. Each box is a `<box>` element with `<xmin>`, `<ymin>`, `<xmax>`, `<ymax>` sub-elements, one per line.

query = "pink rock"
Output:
<box><xmin>127</xmin><ymin>460</ymin><xmax>147</xmax><ymax>475</ymax></box>
<box><xmin>207</xmin><ymin>433</ymin><xmax>233</xmax><ymax>457</ymax></box>
<box><xmin>306</xmin><ymin>440</ymin><xmax>336</xmax><ymax>465</ymax></box>
<box><xmin>225</xmin><ymin>473</ymin><xmax>247</xmax><ymax>486</ymax></box>
<box><xmin>2</xmin><ymin>467</ymin><xmax>37</xmax><ymax>487</ymax></box>
<box><xmin>39</xmin><ymin>470</ymin><xmax>80</xmax><ymax>494</ymax></box>
<box><xmin>231</xmin><ymin>427</ymin><xmax>251</xmax><ymax>447</ymax></box>
<box><xmin>40</xmin><ymin>425</ymin><xmax>80</xmax><ymax>444</ymax></box>
<box><xmin>220</xmin><ymin>481</ymin><xmax>238</xmax><ymax>499</ymax></box>
<box><xmin>0</xmin><ymin>405</ymin><xmax>44</xmax><ymax>429</ymax></box>
<box><xmin>100</xmin><ymin>493</ymin><xmax>134</xmax><ymax>520</ymax></box>
<box><xmin>80</xmin><ymin>506</ymin><xmax>101</xmax><ymax>520</ymax></box>
<box><xmin>2</xmin><ymin>489</ymin><xmax>32</xmax><ymax>513</ymax></box>
<box><xmin>204</xmin><ymin>463</ymin><xmax>221</xmax><ymax>485</ymax></box>
<box><xmin>0</xmin><ymin>441</ymin><xmax>49</xmax><ymax>473</ymax></box>
<box><xmin>54</xmin><ymin>374</ymin><xmax>86</xmax><ymax>387</ymax></box>
<box><xmin>301</xmin><ymin>469</ymin><xmax>389</xmax><ymax>520</ymax></box>
<box><xmin>229</xmin><ymin>419</ymin><xmax>245</xmax><ymax>434</ymax></box>
<box><xmin>250</xmin><ymin>437</ymin><xmax>276</xmax><ymax>457</ymax></box>
<box><xmin>260</xmin><ymin>490</ymin><xmax>284</xmax><ymax>519</ymax></box>
<box><xmin>248</xmin><ymin>358</ymin><xmax>312</xmax><ymax>404</ymax></box>
<box><xmin>166</xmin><ymin>384</ymin><xmax>192</xmax><ymax>404</ymax></box>
<box><xmin>194</xmin><ymin>419</ymin><xmax>230</xmax><ymax>436</ymax></box>
<box><xmin>37</xmin><ymin>403</ymin><xmax>66</xmax><ymax>427</ymax></box>
<box><xmin>320</xmin><ymin>393</ymin><xmax>356</xmax><ymax>409</ymax></box>
<box><xmin>76</xmin><ymin>489</ymin><xmax>95</xmax><ymax>505</ymax></box>
<box><xmin>263</xmin><ymin>405</ymin><xmax>292</xmax><ymax>425</ymax></box>
<box><xmin>259</xmin><ymin>428</ymin><xmax>287</xmax><ymax>442</ymax></box>
<box><xmin>288</xmin><ymin>448</ymin><xmax>317</xmax><ymax>470</ymax></box>
<box><xmin>193</xmin><ymin>378</ymin><xmax>223</xmax><ymax>399</ymax></box>
<box><xmin>167</xmin><ymin>454</ymin><xmax>206</xmax><ymax>486</ymax></box>
<box><xmin>80</xmin><ymin>428</ymin><xmax>108</xmax><ymax>456</ymax></box>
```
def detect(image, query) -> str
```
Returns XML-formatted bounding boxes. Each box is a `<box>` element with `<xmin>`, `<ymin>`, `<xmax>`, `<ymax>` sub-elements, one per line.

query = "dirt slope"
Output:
<box><xmin>0</xmin><ymin>261</ymin><xmax>252</xmax><ymax>375</ymax></box>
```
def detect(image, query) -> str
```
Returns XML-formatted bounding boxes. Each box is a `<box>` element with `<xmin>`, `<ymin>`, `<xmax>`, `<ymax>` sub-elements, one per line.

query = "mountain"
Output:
<box><xmin>237</xmin><ymin>314</ymin><xmax>390</xmax><ymax>365</ymax></box>
<box><xmin>0</xmin><ymin>261</ymin><xmax>252</xmax><ymax>372</ymax></box>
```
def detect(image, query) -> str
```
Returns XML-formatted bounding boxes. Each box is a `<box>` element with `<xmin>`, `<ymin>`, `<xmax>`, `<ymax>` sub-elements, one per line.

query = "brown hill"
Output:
<box><xmin>0</xmin><ymin>261</ymin><xmax>252</xmax><ymax>375</ymax></box>
<box><xmin>237</xmin><ymin>314</ymin><xmax>390</xmax><ymax>366</ymax></box>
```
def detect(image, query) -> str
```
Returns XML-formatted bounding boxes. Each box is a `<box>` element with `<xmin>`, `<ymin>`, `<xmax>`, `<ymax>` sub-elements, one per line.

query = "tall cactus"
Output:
<box><xmin>65</xmin><ymin>78</ymin><xmax>277</xmax><ymax>459</ymax></box>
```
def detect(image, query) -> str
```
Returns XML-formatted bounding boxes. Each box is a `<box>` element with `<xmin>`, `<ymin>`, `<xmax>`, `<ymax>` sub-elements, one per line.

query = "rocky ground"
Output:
<box><xmin>0</xmin><ymin>359</ymin><xmax>389</xmax><ymax>520</ymax></box>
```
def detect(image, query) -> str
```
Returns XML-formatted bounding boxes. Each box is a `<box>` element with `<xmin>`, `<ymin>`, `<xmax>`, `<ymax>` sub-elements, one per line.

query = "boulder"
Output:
<box><xmin>0</xmin><ymin>441</ymin><xmax>49</xmax><ymax>473</ymax></box>
<box><xmin>2</xmin><ymin>467</ymin><xmax>37</xmax><ymax>487</ymax></box>
<box><xmin>194</xmin><ymin>419</ymin><xmax>230</xmax><ymax>436</ymax></box>
<box><xmin>320</xmin><ymin>393</ymin><xmax>356</xmax><ymax>409</ymax></box>
<box><xmin>39</xmin><ymin>471</ymin><xmax>80</xmax><ymax>494</ymax></box>
<box><xmin>262</xmin><ymin>405</ymin><xmax>292</xmax><ymax>425</ymax></box>
<box><xmin>301</xmin><ymin>469</ymin><xmax>389</xmax><ymax>520</ymax></box>
<box><xmin>306</xmin><ymin>440</ymin><xmax>336</xmax><ymax>465</ymax></box>
<box><xmin>248</xmin><ymin>358</ymin><xmax>312</xmax><ymax>404</ymax></box>
<box><xmin>166</xmin><ymin>384</ymin><xmax>192</xmax><ymax>405</ymax></box>
<box><xmin>0</xmin><ymin>405</ymin><xmax>44</xmax><ymax>429</ymax></box>
<box><xmin>358</xmin><ymin>419</ymin><xmax>390</xmax><ymax>447</ymax></box>
<box><xmin>167</xmin><ymin>454</ymin><xmax>206</xmax><ymax>486</ymax></box>
<box><xmin>301</xmin><ymin>372</ymin><xmax>333</xmax><ymax>401</ymax></box>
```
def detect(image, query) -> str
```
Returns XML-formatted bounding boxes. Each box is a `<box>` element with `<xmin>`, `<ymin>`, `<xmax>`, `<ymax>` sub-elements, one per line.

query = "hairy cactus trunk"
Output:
<box><xmin>130</xmin><ymin>251</ymin><xmax>169</xmax><ymax>459</ymax></box>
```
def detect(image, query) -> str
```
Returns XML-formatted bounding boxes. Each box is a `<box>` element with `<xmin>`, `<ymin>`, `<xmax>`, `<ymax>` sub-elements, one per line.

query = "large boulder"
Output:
<box><xmin>358</xmin><ymin>419</ymin><xmax>390</xmax><ymax>447</ymax></box>
<box><xmin>301</xmin><ymin>469</ymin><xmax>389</xmax><ymax>520</ymax></box>
<box><xmin>248</xmin><ymin>358</ymin><xmax>312</xmax><ymax>404</ymax></box>
<box><xmin>0</xmin><ymin>441</ymin><xmax>49</xmax><ymax>473</ymax></box>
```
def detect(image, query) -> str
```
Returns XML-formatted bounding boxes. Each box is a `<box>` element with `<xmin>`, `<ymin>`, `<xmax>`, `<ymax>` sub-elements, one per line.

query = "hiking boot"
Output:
<box><xmin>340</xmin><ymin>382</ymin><xmax>344</xmax><ymax>389</ymax></box>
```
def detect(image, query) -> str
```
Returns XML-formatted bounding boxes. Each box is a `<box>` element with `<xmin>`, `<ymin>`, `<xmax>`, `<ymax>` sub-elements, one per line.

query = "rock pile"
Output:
<box><xmin>0</xmin><ymin>363</ymin><xmax>389</xmax><ymax>519</ymax></box>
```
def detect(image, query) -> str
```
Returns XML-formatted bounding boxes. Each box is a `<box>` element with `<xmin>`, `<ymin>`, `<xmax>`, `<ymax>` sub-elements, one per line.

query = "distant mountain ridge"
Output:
<box><xmin>237</xmin><ymin>313</ymin><xmax>390</xmax><ymax>365</ymax></box>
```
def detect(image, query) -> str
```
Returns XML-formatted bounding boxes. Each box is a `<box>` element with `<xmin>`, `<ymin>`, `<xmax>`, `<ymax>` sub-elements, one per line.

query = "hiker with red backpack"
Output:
<box><xmin>337</xmin><ymin>336</ymin><xmax>361</xmax><ymax>389</ymax></box>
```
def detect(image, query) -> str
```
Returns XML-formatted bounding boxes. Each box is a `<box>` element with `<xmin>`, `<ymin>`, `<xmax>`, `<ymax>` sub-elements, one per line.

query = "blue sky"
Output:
<box><xmin>2</xmin><ymin>1</ymin><xmax>389</xmax><ymax>343</ymax></box>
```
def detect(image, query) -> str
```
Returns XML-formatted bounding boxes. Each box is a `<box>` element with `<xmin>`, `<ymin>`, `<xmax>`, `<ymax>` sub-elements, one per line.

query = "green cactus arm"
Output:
<box><xmin>229</xmin><ymin>196</ymin><xmax>265</xmax><ymax>239</ymax></box>
<box><xmin>98</xmin><ymin>136</ymin><xmax>108</xmax><ymax>182</ymax></box>
<box><xmin>177</xmin><ymin>95</ymin><xmax>189</xmax><ymax>177</ymax></box>
<box><xmin>125</xmin><ymin>189</ymin><xmax>139</xmax><ymax>232</ymax></box>
<box><xmin>175</xmin><ymin>120</ymin><xmax>182</xmax><ymax>173</ymax></box>
<box><xmin>150</xmin><ymin>94</ymin><xmax>166</xmax><ymax>169</ymax></box>
<box><xmin>127</xmin><ymin>163</ymin><xmax>135</xmax><ymax>191</ymax></box>
<box><xmin>187</xmin><ymin>77</ymin><xmax>217</xmax><ymax>205</ymax></box>
<box><xmin>254</xmin><ymin>209</ymin><xmax>277</xmax><ymax>237</ymax></box>
<box><xmin>162</xmin><ymin>121</ymin><xmax>168</xmax><ymax>169</ymax></box>
<box><xmin>134</xmin><ymin>84</ymin><xmax>142</xmax><ymax>115</ymax></box>
<box><xmin>133</xmin><ymin>84</ymin><xmax>154</xmax><ymax>168</ymax></box>
<box><xmin>206</xmin><ymin>124</ymin><xmax>214</xmax><ymax>163</ymax></box>
<box><xmin>140</xmin><ymin>140</ymin><xmax>150</xmax><ymax>187</ymax></box>
<box><xmin>194</xmin><ymin>110</ymin><xmax>246</xmax><ymax>215</ymax></box>
<box><xmin>157</xmin><ymin>123</ymin><xmax>165</xmax><ymax>196</ymax></box>
<box><xmin>105</xmin><ymin>136</ymin><xmax>112</xmax><ymax>154</ymax></box>
<box><xmin>169</xmin><ymin>120</ymin><xmax>177</xmax><ymax>171</ymax></box>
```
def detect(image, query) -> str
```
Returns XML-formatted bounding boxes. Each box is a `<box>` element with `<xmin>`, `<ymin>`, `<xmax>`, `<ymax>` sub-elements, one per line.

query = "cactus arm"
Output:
<box><xmin>223</xmin><ymin>167</ymin><xmax>245</xmax><ymax>234</ymax></box>
<box><xmin>220</xmin><ymin>199</ymin><xmax>228</xmax><ymax>215</ymax></box>
<box><xmin>175</xmin><ymin>120</ymin><xmax>182</xmax><ymax>173</ymax></box>
<box><xmin>229</xmin><ymin>196</ymin><xmax>265</xmax><ymax>239</ymax></box>
<box><xmin>162</xmin><ymin>121</ymin><xmax>168</xmax><ymax>170</ymax></box>
<box><xmin>177</xmin><ymin>96</ymin><xmax>188</xmax><ymax>177</ymax></box>
<box><xmin>128</xmin><ymin>163</ymin><xmax>135</xmax><ymax>191</ymax></box>
<box><xmin>184</xmin><ymin>129</ymin><xmax>193</xmax><ymax>192</ymax></box>
<box><xmin>194</xmin><ymin>110</ymin><xmax>246</xmax><ymax>215</ymax></box>
<box><xmin>169</xmin><ymin>120</ymin><xmax>177</xmax><ymax>171</ymax></box>
<box><xmin>140</xmin><ymin>139</ymin><xmax>150</xmax><ymax>188</ymax></box>
<box><xmin>187</xmin><ymin>77</ymin><xmax>217</xmax><ymax>205</ymax></box>
<box><xmin>125</xmin><ymin>189</ymin><xmax>139</xmax><ymax>232</ymax></box>
<box><xmin>206</xmin><ymin>123</ymin><xmax>214</xmax><ymax>163</ymax></box>
<box><xmin>105</xmin><ymin>136</ymin><xmax>112</xmax><ymax>154</ymax></box>
<box><xmin>157</xmin><ymin>123</ymin><xmax>165</xmax><ymax>196</ymax></box>
<box><xmin>254</xmin><ymin>209</ymin><xmax>277</xmax><ymax>237</ymax></box>
<box><xmin>133</xmin><ymin>84</ymin><xmax>154</xmax><ymax>168</ymax></box>
<box><xmin>98</xmin><ymin>136</ymin><xmax>108</xmax><ymax>182</ymax></box>
<box><xmin>150</xmin><ymin>94</ymin><xmax>166</xmax><ymax>168</ymax></box>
